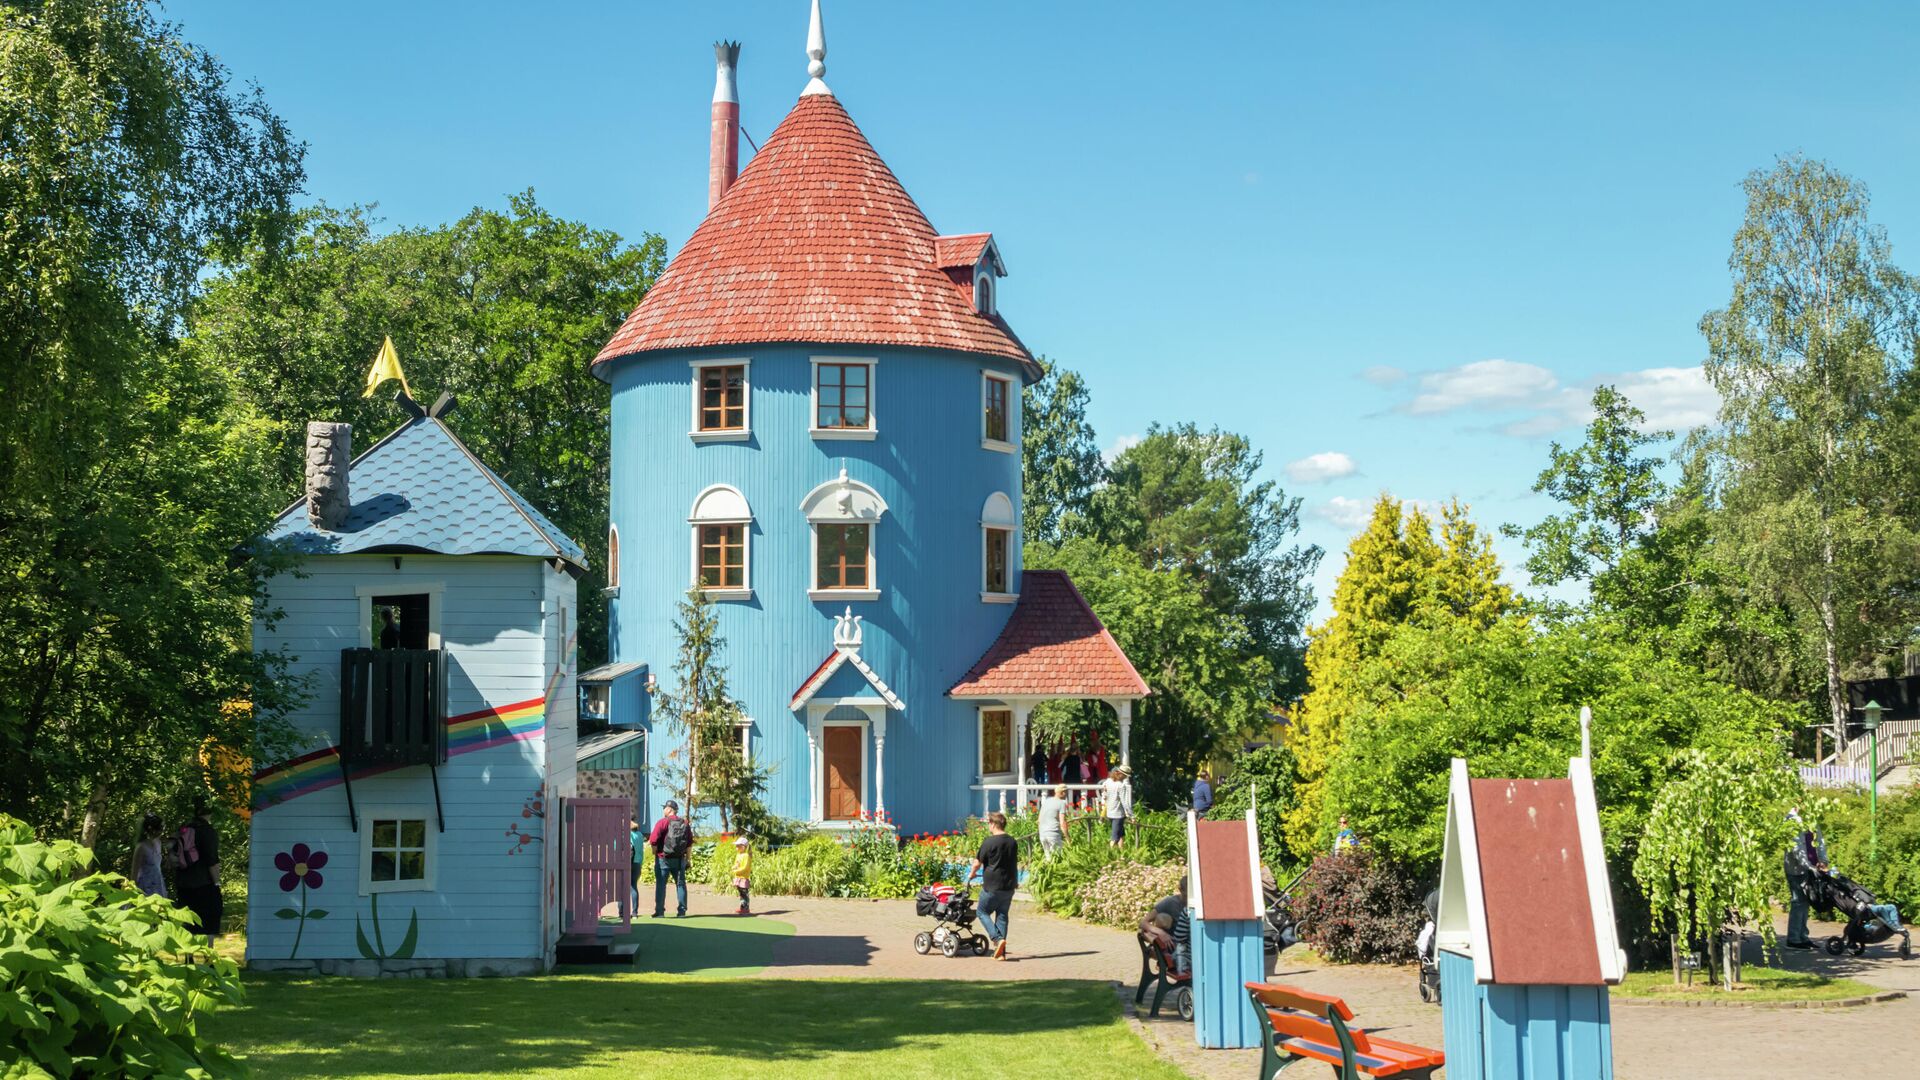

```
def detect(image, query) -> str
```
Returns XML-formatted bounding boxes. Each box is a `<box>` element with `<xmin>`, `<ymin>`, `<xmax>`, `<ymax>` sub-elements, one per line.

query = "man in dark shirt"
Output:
<box><xmin>175</xmin><ymin>798</ymin><xmax>223</xmax><ymax>939</ymax></box>
<box><xmin>1148</xmin><ymin>876</ymin><xmax>1191</xmax><ymax>974</ymax></box>
<box><xmin>970</xmin><ymin>811</ymin><xmax>1018</xmax><ymax>960</ymax></box>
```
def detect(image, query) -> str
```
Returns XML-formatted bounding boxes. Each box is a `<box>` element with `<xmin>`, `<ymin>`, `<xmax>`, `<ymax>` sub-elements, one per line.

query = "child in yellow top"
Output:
<box><xmin>731</xmin><ymin>835</ymin><xmax>753</xmax><ymax>916</ymax></box>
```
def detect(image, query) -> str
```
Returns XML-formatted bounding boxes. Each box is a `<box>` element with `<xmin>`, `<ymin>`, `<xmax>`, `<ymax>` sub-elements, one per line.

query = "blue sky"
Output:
<box><xmin>167</xmin><ymin>0</ymin><xmax>1920</xmax><ymax>618</ymax></box>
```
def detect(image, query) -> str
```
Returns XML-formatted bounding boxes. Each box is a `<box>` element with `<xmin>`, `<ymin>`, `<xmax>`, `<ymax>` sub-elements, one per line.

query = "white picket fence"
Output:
<box><xmin>1799</xmin><ymin>764</ymin><xmax>1872</xmax><ymax>790</ymax></box>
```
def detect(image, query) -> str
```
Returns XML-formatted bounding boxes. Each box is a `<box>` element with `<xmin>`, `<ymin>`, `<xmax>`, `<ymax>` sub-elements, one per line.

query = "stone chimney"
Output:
<box><xmin>304</xmin><ymin>422</ymin><xmax>351</xmax><ymax>530</ymax></box>
<box><xmin>709</xmin><ymin>41</ymin><xmax>741</xmax><ymax>211</ymax></box>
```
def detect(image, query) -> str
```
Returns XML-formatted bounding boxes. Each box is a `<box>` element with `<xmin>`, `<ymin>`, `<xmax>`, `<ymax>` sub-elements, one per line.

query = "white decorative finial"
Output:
<box><xmin>1579</xmin><ymin>705</ymin><xmax>1592</xmax><ymax>760</ymax></box>
<box><xmin>834</xmin><ymin>467</ymin><xmax>852</xmax><ymax>514</ymax></box>
<box><xmin>802</xmin><ymin>0</ymin><xmax>830</xmax><ymax>97</ymax></box>
<box><xmin>833</xmin><ymin>606</ymin><xmax>862</xmax><ymax>649</ymax></box>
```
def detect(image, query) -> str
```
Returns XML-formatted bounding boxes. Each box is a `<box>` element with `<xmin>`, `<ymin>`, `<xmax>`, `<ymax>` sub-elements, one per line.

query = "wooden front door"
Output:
<box><xmin>823</xmin><ymin>725</ymin><xmax>863</xmax><ymax>820</ymax></box>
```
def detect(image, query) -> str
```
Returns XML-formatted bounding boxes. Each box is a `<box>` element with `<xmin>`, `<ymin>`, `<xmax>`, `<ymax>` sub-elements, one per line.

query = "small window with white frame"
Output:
<box><xmin>981</xmin><ymin>372</ymin><xmax>1013</xmax><ymax>452</ymax></box>
<box><xmin>979</xmin><ymin>708</ymin><xmax>1013</xmax><ymax>778</ymax></box>
<box><xmin>361</xmin><ymin>808</ymin><xmax>435</xmax><ymax>894</ymax></box>
<box><xmin>800</xmin><ymin>471</ymin><xmax>889</xmax><ymax>601</ymax></box>
<box><xmin>689</xmin><ymin>485</ymin><xmax>752</xmax><ymax>600</ymax></box>
<box><xmin>735</xmin><ymin>720</ymin><xmax>753</xmax><ymax>764</ymax></box>
<box><xmin>980</xmin><ymin>491</ymin><xmax>1017</xmax><ymax>601</ymax></box>
<box><xmin>974</xmin><ymin>271</ymin><xmax>995</xmax><ymax>315</ymax></box>
<box><xmin>690</xmin><ymin>359</ymin><xmax>750</xmax><ymax>441</ymax></box>
<box><xmin>811</xmin><ymin>357</ymin><xmax>876</xmax><ymax>439</ymax></box>
<box><xmin>606</xmin><ymin>526</ymin><xmax>621</xmax><ymax>593</ymax></box>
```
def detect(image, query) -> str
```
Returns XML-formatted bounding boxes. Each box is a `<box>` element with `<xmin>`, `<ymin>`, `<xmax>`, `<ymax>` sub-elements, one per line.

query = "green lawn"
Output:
<box><xmin>1612</xmin><ymin>965</ymin><xmax>1883</xmax><ymax>1002</ymax></box>
<box><xmin>208</xmin><ymin>973</ymin><xmax>1186</xmax><ymax>1079</ymax></box>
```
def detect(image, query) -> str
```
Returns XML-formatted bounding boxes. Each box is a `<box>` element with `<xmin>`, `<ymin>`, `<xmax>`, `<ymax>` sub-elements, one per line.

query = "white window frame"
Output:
<box><xmin>688</xmin><ymin>484</ymin><xmax>752</xmax><ymax>601</ymax></box>
<box><xmin>809</xmin><ymin>521</ymin><xmax>878</xmax><ymax>601</ymax></box>
<box><xmin>605</xmin><ymin>525</ymin><xmax>621</xmax><ymax>597</ymax></box>
<box><xmin>980</xmin><ymin>491</ymin><xmax>1018</xmax><ymax>602</ymax></box>
<box><xmin>735</xmin><ymin>719</ymin><xmax>754</xmax><ymax>765</ymax></box>
<box><xmin>359</xmin><ymin>805</ymin><xmax>437</xmax><ymax>895</ymax></box>
<box><xmin>354</xmin><ymin>582</ymin><xmax>445</xmax><ymax>649</ymax></box>
<box><xmin>809</xmin><ymin>356</ymin><xmax>878</xmax><ymax>441</ymax></box>
<box><xmin>974</xmin><ymin>269</ymin><xmax>995</xmax><ymax>315</ymax></box>
<box><xmin>800</xmin><ymin>471</ymin><xmax>888</xmax><ymax>602</ymax></box>
<box><xmin>689</xmin><ymin>357</ymin><xmax>751</xmax><ymax>442</ymax></box>
<box><xmin>977</xmin><ymin>706</ymin><xmax>1015</xmax><ymax>781</ymax></box>
<box><xmin>980</xmin><ymin>371</ymin><xmax>1015</xmax><ymax>454</ymax></box>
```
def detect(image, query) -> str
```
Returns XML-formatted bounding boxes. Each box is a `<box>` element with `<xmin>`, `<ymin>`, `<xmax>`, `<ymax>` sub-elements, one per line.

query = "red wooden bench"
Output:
<box><xmin>1135</xmin><ymin>929</ymin><xmax>1193</xmax><ymax>1019</ymax></box>
<box><xmin>1244</xmin><ymin>982</ymin><xmax>1443</xmax><ymax>1080</ymax></box>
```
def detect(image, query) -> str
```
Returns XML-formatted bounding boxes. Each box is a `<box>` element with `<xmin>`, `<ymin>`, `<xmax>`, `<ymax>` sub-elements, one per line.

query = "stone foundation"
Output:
<box><xmin>578</xmin><ymin>767</ymin><xmax>638</xmax><ymax>808</ymax></box>
<box><xmin>249</xmin><ymin>956</ymin><xmax>545</xmax><ymax>978</ymax></box>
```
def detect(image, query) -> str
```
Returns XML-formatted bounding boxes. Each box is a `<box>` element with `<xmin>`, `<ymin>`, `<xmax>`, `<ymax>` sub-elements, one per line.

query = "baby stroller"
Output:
<box><xmin>1808</xmin><ymin>869</ymin><xmax>1911</xmax><ymax>960</ymax></box>
<box><xmin>913</xmin><ymin>884</ymin><xmax>991</xmax><ymax>958</ymax></box>
<box><xmin>1262</xmin><ymin>867</ymin><xmax>1304</xmax><ymax>956</ymax></box>
<box><xmin>1416</xmin><ymin>889</ymin><xmax>1442</xmax><ymax>1003</ymax></box>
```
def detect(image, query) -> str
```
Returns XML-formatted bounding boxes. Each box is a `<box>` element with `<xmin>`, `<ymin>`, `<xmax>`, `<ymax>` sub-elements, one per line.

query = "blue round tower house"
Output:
<box><xmin>593</xmin><ymin>7</ymin><xmax>1146</xmax><ymax>836</ymax></box>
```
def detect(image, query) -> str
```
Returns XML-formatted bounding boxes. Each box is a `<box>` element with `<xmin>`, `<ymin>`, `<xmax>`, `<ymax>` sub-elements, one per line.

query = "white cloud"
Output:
<box><xmin>1102</xmin><ymin>433</ymin><xmax>1142</xmax><ymax>464</ymax></box>
<box><xmin>1404</xmin><ymin>359</ymin><xmax>1562</xmax><ymax>416</ymax></box>
<box><xmin>1611</xmin><ymin>366</ymin><xmax>1721</xmax><ymax>431</ymax></box>
<box><xmin>1362</xmin><ymin>365</ymin><xmax>1407</xmax><ymax>387</ymax></box>
<box><xmin>1385</xmin><ymin>358</ymin><xmax>1722</xmax><ymax>439</ymax></box>
<box><xmin>1311</xmin><ymin>496</ymin><xmax>1374</xmax><ymax>531</ymax></box>
<box><xmin>1285</xmin><ymin>451</ymin><xmax>1359</xmax><ymax>485</ymax></box>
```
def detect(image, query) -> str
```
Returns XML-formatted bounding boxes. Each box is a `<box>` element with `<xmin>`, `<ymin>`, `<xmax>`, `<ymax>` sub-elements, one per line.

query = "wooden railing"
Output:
<box><xmin>339</xmin><ymin>647</ymin><xmax>447</xmax><ymax>767</ymax></box>
<box><xmin>970</xmin><ymin>782</ymin><xmax>1106</xmax><ymax>817</ymax></box>
<box><xmin>1823</xmin><ymin>717</ymin><xmax>1919</xmax><ymax>780</ymax></box>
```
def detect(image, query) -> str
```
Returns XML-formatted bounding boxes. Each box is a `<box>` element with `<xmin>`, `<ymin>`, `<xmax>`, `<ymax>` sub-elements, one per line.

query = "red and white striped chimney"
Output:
<box><xmin>709</xmin><ymin>41</ymin><xmax>741</xmax><ymax>211</ymax></box>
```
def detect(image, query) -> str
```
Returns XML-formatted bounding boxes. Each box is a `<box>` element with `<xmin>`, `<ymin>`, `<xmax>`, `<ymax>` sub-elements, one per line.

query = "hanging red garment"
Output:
<box><xmin>1091</xmin><ymin>744</ymin><xmax>1109</xmax><ymax>781</ymax></box>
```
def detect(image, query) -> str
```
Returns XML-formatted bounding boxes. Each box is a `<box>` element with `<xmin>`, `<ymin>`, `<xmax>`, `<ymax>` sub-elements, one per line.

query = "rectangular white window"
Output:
<box><xmin>981</xmin><ymin>372</ymin><xmax>1013</xmax><ymax>452</ymax></box>
<box><xmin>689</xmin><ymin>359</ymin><xmax>751</xmax><ymax>441</ymax></box>
<box><xmin>811</xmin><ymin>358</ymin><xmax>877</xmax><ymax>439</ymax></box>
<box><xmin>360</xmin><ymin>807</ymin><xmax>435</xmax><ymax>894</ymax></box>
<box><xmin>984</xmin><ymin>527</ymin><xmax>1011</xmax><ymax>595</ymax></box>
<box><xmin>980</xmin><ymin>708</ymin><xmax>1013</xmax><ymax>777</ymax></box>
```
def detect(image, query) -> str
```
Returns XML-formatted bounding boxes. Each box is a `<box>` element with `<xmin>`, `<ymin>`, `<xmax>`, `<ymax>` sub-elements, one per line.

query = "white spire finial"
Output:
<box><xmin>802</xmin><ymin>0</ymin><xmax>830</xmax><ymax>96</ymax></box>
<box><xmin>833</xmin><ymin>606</ymin><xmax>862</xmax><ymax>649</ymax></box>
<box><xmin>1579</xmin><ymin>705</ymin><xmax>1592</xmax><ymax>760</ymax></box>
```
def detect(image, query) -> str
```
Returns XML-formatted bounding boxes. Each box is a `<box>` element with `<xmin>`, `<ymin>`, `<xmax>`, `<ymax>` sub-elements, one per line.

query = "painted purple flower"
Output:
<box><xmin>274</xmin><ymin>843</ymin><xmax>328</xmax><ymax>892</ymax></box>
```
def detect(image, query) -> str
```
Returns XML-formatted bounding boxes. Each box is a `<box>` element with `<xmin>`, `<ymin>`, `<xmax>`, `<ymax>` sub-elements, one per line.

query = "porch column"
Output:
<box><xmin>865</xmin><ymin>705</ymin><xmax>889</xmax><ymax>821</ymax></box>
<box><xmin>806</xmin><ymin>706</ymin><xmax>824</xmax><ymax>822</ymax></box>
<box><xmin>1115</xmin><ymin>698</ymin><xmax>1133</xmax><ymax>767</ymax></box>
<box><xmin>1013</xmin><ymin>702</ymin><xmax>1033</xmax><ymax>815</ymax></box>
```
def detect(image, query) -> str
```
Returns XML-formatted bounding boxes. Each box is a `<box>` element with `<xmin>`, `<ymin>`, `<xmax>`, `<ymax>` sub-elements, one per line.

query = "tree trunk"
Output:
<box><xmin>1821</xmin><ymin>580</ymin><xmax>1847</xmax><ymax>753</ymax></box>
<box><xmin>77</xmin><ymin>778</ymin><xmax>111</xmax><ymax>850</ymax></box>
<box><xmin>1670</xmin><ymin>934</ymin><xmax>1683</xmax><ymax>985</ymax></box>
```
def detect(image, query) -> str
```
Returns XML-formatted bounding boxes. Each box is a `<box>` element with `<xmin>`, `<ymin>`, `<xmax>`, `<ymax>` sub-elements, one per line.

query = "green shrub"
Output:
<box><xmin>1209</xmin><ymin>744</ymin><xmax>1297</xmax><ymax>871</ymax></box>
<box><xmin>750</xmin><ymin>835</ymin><xmax>857</xmax><ymax>897</ymax></box>
<box><xmin>1075</xmin><ymin>860</ymin><xmax>1184</xmax><ymax>927</ymax></box>
<box><xmin>1028</xmin><ymin>832</ymin><xmax>1121</xmax><ymax>917</ymax></box>
<box><xmin>1816</xmin><ymin>787</ymin><xmax>1920</xmax><ymax>918</ymax></box>
<box><xmin>0</xmin><ymin>815</ymin><xmax>245</xmax><ymax>1077</ymax></box>
<box><xmin>1293</xmin><ymin>848</ymin><xmax>1424</xmax><ymax>964</ymax></box>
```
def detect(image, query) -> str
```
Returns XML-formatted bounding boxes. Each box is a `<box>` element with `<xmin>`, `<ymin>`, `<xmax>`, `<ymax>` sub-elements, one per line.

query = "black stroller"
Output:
<box><xmin>1261</xmin><ymin>867</ymin><xmax>1304</xmax><ymax>955</ymax></box>
<box><xmin>913</xmin><ymin>884</ymin><xmax>991</xmax><ymax>958</ymax></box>
<box><xmin>1808</xmin><ymin>869</ymin><xmax>1911</xmax><ymax>960</ymax></box>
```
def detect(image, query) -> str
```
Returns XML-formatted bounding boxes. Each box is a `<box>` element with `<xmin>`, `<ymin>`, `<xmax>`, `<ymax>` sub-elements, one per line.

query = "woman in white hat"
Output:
<box><xmin>1102</xmin><ymin>765</ymin><xmax>1134</xmax><ymax>848</ymax></box>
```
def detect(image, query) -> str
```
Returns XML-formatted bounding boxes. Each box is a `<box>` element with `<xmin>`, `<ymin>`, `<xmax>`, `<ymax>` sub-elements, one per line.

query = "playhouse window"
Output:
<box><xmin>984</xmin><ymin>528</ymin><xmax>1010</xmax><ymax>594</ymax></box>
<box><xmin>980</xmin><ymin>709</ymin><xmax>1013</xmax><ymax>776</ymax></box>
<box><xmin>980</xmin><ymin>492</ymin><xmax>1017</xmax><ymax>601</ymax></box>
<box><xmin>814</xmin><ymin>361</ymin><xmax>872</xmax><ymax>431</ymax></box>
<box><xmin>982</xmin><ymin>373</ymin><xmax>1012</xmax><ymax>450</ymax></box>
<box><xmin>699</xmin><ymin>524</ymin><xmax>746</xmax><ymax>589</ymax></box>
<box><xmin>360</xmin><ymin>807</ymin><xmax>435</xmax><ymax>894</ymax></box>
<box><xmin>814</xmin><ymin>524</ymin><xmax>871</xmax><ymax>591</ymax></box>
<box><xmin>689</xmin><ymin>360</ymin><xmax>750</xmax><ymax>439</ymax></box>
<box><xmin>974</xmin><ymin>272</ymin><xmax>995</xmax><ymax>316</ymax></box>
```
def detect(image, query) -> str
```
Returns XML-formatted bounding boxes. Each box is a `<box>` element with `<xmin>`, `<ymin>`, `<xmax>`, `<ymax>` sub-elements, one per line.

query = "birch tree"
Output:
<box><xmin>1700</xmin><ymin>156</ymin><xmax>1920</xmax><ymax>750</ymax></box>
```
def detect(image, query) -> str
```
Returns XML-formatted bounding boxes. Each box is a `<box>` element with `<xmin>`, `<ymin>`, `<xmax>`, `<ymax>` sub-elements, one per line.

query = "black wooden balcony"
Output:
<box><xmin>340</xmin><ymin>647</ymin><xmax>447</xmax><ymax>767</ymax></box>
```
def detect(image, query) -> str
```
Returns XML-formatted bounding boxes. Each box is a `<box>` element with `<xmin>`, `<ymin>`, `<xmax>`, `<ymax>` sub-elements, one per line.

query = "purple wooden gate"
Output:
<box><xmin>564</xmin><ymin>797</ymin><xmax>631</xmax><ymax>936</ymax></box>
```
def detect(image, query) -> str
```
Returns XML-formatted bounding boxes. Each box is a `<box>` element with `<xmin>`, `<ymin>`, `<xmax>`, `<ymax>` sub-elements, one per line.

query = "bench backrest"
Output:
<box><xmin>1244</xmin><ymin>983</ymin><xmax>1371</xmax><ymax>1056</ymax></box>
<box><xmin>1245</xmin><ymin>982</ymin><xmax>1355</xmax><ymax>1022</ymax></box>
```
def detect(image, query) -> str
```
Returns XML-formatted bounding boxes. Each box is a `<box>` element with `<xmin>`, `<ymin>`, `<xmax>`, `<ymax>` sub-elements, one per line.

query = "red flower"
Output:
<box><xmin>274</xmin><ymin>842</ymin><xmax>327</xmax><ymax>892</ymax></box>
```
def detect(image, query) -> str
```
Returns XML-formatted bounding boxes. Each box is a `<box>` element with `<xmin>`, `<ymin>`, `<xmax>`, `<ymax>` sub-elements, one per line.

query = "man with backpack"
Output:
<box><xmin>648</xmin><ymin>799</ymin><xmax>694</xmax><ymax>918</ymax></box>
<box><xmin>174</xmin><ymin>798</ymin><xmax>223</xmax><ymax>940</ymax></box>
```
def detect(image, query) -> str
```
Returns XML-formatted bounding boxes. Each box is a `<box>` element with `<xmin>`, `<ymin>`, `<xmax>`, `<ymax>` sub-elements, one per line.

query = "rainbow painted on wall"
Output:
<box><xmin>252</xmin><ymin>696</ymin><xmax>545</xmax><ymax>810</ymax></box>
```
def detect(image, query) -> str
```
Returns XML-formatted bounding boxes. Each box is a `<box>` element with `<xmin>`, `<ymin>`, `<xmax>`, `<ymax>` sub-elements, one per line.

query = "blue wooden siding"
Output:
<box><xmin>1439</xmin><ymin>948</ymin><xmax>1614</xmax><ymax>1080</ymax></box>
<box><xmin>248</xmin><ymin>555</ymin><xmax>566</xmax><ymax>963</ymax></box>
<box><xmin>607</xmin><ymin>343</ymin><xmax>1028</xmax><ymax>834</ymax></box>
<box><xmin>1192</xmin><ymin>917</ymin><xmax>1265</xmax><ymax>1048</ymax></box>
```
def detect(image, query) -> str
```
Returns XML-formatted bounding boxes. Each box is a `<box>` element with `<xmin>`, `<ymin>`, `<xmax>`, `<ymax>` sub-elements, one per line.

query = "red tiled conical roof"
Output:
<box><xmin>594</xmin><ymin>94</ymin><xmax>1035</xmax><ymax>372</ymax></box>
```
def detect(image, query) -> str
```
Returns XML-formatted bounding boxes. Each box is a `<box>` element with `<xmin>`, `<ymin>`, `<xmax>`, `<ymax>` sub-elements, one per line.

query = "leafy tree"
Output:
<box><xmin>1700</xmin><ymin>155</ymin><xmax>1920</xmax><ymax>748</ymax></box>
<box><xmin>1633</xmin><ymin>745</ymin><xmax>1804</xmax><ymax>985</ymax></box>
<box><xmin>1</xmin><ymin>814</ymin><xmax>245</xmax><ymax>1076</ymax></box>
<box><xmin>1286</xmin><ymin>497</ymin><xmax>1515</xmax><ymax>857</ymax></box>
<box><xmin>1206</xmin><ymin>744</ymin><xmax>1298</xmax><ymax>871</ymax></box>
<box><xmin>652</xmin><ymin>589</ymin><xmax>763</xmax><ymax>830</ymax></box>
<box><xmin>1091</xmin><ymin>422</ymin><xmax>1321</xmax><ymax>696</ymax></box>
<box><xmin>186</xmin><ymin>197</ymin><xmax>666</xmax><ymax>666</ymax></box>
<box><xmin>1021</xmin><ymin>357</ymin><xmax>1104</xmax><ymax>546</ymax></box>
<box><xmin>1505</xmin><ymin>385</ymin><xmax>1670</xmax><ymax>593</ymax></box>
<box><xmin>0</xmin><ymin>0</ymin><xmax>306</xmax><ymax>844</ymax></box>
<box><xmin>1025</xmin><ymin>538</ymin><xmax>1276</xmax><ymax>808</ymax></box>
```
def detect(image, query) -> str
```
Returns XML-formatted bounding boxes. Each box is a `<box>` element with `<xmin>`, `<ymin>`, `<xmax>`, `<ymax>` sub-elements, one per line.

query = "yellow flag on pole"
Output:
<box><xmin>362</xmin><ymin>336</ymin><xmax>413</xmax><ymax>399</ymax></box>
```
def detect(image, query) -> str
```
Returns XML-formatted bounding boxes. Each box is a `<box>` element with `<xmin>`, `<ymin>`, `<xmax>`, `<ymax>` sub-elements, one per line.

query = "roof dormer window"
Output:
<box><xmin>974</xmin><ymin>270</ymin><xmax>995</xmax><ymax>316</ymax></box>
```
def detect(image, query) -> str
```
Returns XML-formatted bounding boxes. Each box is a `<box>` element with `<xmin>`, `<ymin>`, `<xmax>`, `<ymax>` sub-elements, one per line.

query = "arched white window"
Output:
<box><xmin>801</xmin><ymin>469</ymin><xmax>888</xmax><ymax>600</ymax></box>
<box><xmin>689</xmin><ymin>485</ymin><xmax>752</xmax><ymax>599</ymax></box>
<box><xmin>974</xmin><ymin>270</ymin><xmax>995</xmax><ymax>315</ymax></box>
<box><xmin>980</xmin><ymin>491</ymin><xmax>1016</xmax><ymax>601</ymax></box>
<box><xmin>607</xmin><ymin>526</ymin><xmax>621</xmax><ymax>591</ymax></box>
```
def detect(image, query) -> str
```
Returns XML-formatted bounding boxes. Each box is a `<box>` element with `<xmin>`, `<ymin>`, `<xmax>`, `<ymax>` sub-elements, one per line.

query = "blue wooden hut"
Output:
<box><xmin>245</xmin><ymin>405</ymin><xmax>586</xmax><ymax>976</ymax></box>
<box><xmin>1435</xmin><ymin>755</ymin><xmax>1626</xmax><ymax>1079</ymax></box>
<box><xmin>1187</xmin><ymin>809</ymin><xmax>1268</xmax><ymax>1048</ymax></box>
<box><xmin>591</xmin><ymin>3</ymin><xmax>1146</xmax><ymax>835</ymax></box>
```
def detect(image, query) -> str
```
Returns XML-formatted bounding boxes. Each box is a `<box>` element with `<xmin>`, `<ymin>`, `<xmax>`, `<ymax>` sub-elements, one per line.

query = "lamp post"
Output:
<box><xmin>1862</xmin><ymin>700</ymin><xmax>1883</xmax><ymax>863</ymax></box>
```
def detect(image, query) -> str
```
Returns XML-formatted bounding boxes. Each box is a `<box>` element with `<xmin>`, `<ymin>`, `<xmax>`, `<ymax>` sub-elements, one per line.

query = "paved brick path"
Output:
<box><xmin>665</xmin><ymin>889</ymin><xmax>1918</xmax><ymax>1080</ymax></box>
